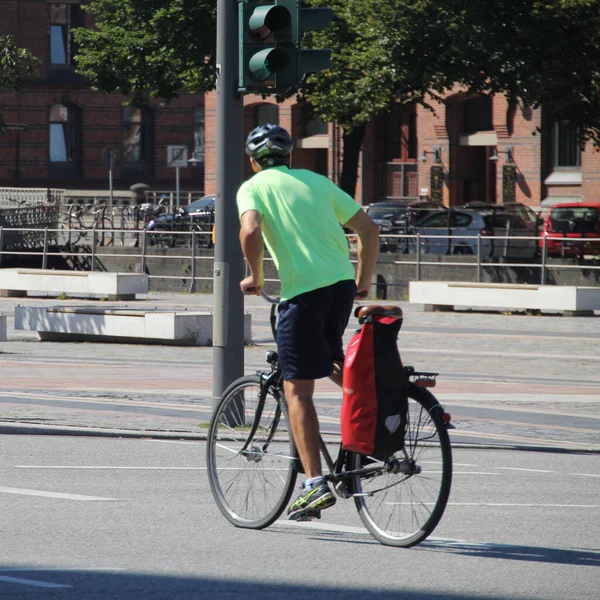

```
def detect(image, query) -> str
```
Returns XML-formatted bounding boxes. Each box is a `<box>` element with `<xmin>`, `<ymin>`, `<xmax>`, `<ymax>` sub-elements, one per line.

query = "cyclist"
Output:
<box><xmin>237</xmin><ymin>123</ymin><xmax>379</xmax><ymax>520</ymax></box>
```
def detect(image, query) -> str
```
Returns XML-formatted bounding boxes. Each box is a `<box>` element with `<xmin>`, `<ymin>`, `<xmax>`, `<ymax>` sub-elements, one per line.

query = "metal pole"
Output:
<box><xmin>108</xmin><ymin>151</ymin><xmax>114</xmax><ymax>213</ymax></box>
<box><xmin>416</xmin><ymin>233</ymin><xmax>422</xmax><ymax>281</ymax></box>
<box><xmin>42</xmin><ymin>228</ymin><xmax>48</xmax><ymax>269</ymax></box>
<box><xmin>141</xmin><ymin>229</ymin><xmax>147</xmax><ymax>274</ymax></box>
<box><xmin>189</xmin><ymin>231</ymin><xmax>197</xmax><ymax>293</ymax></box>
<box><xmin>213</xmin><ymin>0</ymin><xmax>245</xmax><ymax>408</ymax></box>
<box><xmin>476</xmin><ymin>234</ymin><xmax>482</xmax><ymax>282</ymax></box>
<box><xmin>0</xmin><ymin>227</ymin><xmax>3</xmax><ymax>268</ymax></box>
<box><xmin>176</xmin><ymin>166</ymin><xmax>180</xmax><ymax>210</ymax></box>
<box><xmin>541</xmin><ymin>235</ymin><xmax>548</xmax><ymax>285</ymax></box>
<box><xmin>91</xmin><ymin>227</ymin><xmax>97</xmax><ymax>271</ymax></box>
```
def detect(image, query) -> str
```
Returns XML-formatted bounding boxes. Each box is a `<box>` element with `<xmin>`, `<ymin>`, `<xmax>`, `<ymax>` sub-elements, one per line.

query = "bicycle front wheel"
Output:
<box><xmin>206</xmin><ymin>375</ymin><xmax>297</xmax><ymax>529</ymax></box>
<box><xmin>352</xmin><ymin>384</ymin><xmax>452</xmax><ymax>547</ymax></box>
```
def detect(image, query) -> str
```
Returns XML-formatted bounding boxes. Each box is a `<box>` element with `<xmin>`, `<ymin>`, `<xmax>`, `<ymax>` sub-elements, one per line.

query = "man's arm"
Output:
<box><xmin>344</xmin><ymin>209</ymin><xmax>379</xmax><ymax>298</ymax></box>
<box><xmin>239</xmin><ymin>209</ymin><xmax>265</xmax><ymax>295</ymax></box>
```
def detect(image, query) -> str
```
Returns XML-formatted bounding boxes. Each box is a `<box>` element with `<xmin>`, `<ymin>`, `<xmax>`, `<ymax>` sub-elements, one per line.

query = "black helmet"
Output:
<box><xmin>245</xmin><ymin>123</ymin><xmax>293</xmax><ymax>167</ymax></box>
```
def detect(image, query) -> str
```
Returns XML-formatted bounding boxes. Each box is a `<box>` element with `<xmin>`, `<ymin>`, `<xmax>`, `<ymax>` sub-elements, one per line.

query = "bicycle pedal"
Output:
<box><xmin>289</xmin><ymin>509</ymin><xmax>321</xmax><ymax>522</ymax></box>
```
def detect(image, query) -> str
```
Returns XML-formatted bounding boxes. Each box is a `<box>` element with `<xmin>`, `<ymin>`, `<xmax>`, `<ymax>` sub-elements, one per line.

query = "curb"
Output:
<box><xmin>1</xmin><ymin>421</ymin><xmax>599</xmax><ymax>455</ymax></box>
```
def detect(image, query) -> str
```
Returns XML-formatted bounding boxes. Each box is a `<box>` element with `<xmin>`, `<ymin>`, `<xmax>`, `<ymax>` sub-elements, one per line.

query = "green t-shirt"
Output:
<box><xmin>237</xmin><ymin>166</ymin><xmax>360</xmax><ymax>301</ymax></box>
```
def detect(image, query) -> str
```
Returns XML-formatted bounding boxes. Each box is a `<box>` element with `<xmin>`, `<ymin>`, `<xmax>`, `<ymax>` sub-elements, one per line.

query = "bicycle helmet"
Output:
<box><xmin>245</xmin><ymin>123</ymin><xmax>293</xmax><ymax>168</ymax></box>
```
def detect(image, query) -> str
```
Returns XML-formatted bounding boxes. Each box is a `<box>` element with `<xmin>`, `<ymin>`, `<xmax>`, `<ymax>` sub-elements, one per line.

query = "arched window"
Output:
<box><xmin>255</xmin><ymin>104</ymin><xmax>279</xmax><ymax>126</ymax></box>
<box><xmin>49</xmin><ymin>103</ymin><xmax>78</xmax><ymax>162</ymax></box>
<box><xmin>123</xmin><ymin>105</ymin><xmax>145</xmax><ymax>163</ymax></box>
<box><xmin>49</xmin><ymin>3</ymin><xmax>83</xmax><ymax>66</ymax></box>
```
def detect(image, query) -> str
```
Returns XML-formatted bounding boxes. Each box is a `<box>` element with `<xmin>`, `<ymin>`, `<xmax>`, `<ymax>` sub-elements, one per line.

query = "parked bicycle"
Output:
<box><xmin>206</xmin><ymin>294</ymin><xmax>453</xmax><ymax>548</ymax></box>
<box><xmin>63</xmin><ymin>203</ymin><xmax>113</xmax><ymax>246</ymax></box>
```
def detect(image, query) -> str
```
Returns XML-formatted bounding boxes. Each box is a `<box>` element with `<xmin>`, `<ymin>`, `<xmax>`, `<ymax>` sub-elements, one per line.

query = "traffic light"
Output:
<box><xmin>238</xmin><ymin>0</ymin><xmax>332</xmax><ymax>94</ymax></box>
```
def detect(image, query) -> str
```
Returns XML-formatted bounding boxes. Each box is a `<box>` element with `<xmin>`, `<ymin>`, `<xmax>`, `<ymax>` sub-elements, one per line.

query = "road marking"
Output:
<box><xmin>573</xmin><ymin>472</ymin><xmax>600</xmax><ymax>478</ymax></box>
<box><xmin>448</xmin><ymin>502</ymin><xmax>599</xmax><ymax>508</ymax></box>
<box><xmin>0</xmin><ymin>486</ymin><xmax>118</xmax><ymax>501</ymax></box>
<box><xmin>497</xmin><ymin>467</ymin><xmax>555</xmax><ymax>473</ymax></box>
<box><xmin>16</xmin><ymin>466</ymin><xmax>204</xmax><ymax>470</ymax></box>
<box><xmin>0</xmin><ymin>575</ymin><xmax>71</xmax><ymax>588</ymax></box>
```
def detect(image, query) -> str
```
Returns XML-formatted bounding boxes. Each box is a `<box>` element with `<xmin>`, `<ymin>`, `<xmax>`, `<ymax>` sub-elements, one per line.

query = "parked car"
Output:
<box><xmin>462</xmin><ymin>201</ymin><xmax>541</xmax><ymax>237</ymax></box>
<box><xmin>539</xmin><ymin>202</ymin><xmax>600</xmax><ymax>257</ymax></box>
<box><xmin>414</xmin><ymin>208</ymin><xmax>538</xmax><ymax>257</ymax></box>
<box><xmin>364</xmin><ymin>200</ymin><xmax>446</xmax><ymax>252</ymax></box>
<box><xmin>147</xmin><ymin>195</ymin><xmax>215</xmax><ymax>247</ymax></box>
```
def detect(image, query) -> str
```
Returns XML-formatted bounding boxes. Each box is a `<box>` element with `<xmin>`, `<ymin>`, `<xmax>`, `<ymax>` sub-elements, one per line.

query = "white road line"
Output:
<box><xmin>16</xmin><ymin>466</ymin><xmax>203</xmax><ymax>470</ymax></box>
<box><xmin>497</xmin><ymin>467</ymin><xmax>555</xmax><ymax>473</ymax></box>
<box><xmin>0</xmin><ymin>486</ymin><xmax>118</xmax><ymax>501</ymax></box>
<box><xmin>573</xmin><ymin>472</ymin><xmax>600</xmax><ymax>478</ymax></box>
<box><xmin>448</xmin><ymin>502</ymin><xmax>599</xmax><ymax>508</ymax></box>
<box><xmin>0</xmin><ymin>575</ymin><xmax>71</xmax><ymax>588</ymax></box>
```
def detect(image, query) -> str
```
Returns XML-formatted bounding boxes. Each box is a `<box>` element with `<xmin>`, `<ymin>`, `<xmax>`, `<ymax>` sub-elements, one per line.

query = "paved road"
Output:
<box><xmin>0</xmin><ymin>292</ymin><xmax>599</xmax><ymax>452</ymax></box>
<box><xmin>0</xmin><ymin>435</ymin><xmax>598</xmax><ymax>599</ymax></box>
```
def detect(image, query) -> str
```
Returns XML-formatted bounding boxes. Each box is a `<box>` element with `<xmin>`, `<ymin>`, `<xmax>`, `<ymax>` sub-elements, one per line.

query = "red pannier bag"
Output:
<box><xmin>341</xmin><ymin>306</ymin><xmax>408</xmax><ymax>457</ymax></box>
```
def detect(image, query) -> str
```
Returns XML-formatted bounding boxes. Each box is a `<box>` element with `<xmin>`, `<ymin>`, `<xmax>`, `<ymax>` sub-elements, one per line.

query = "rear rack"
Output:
<box><xmin>405</xmin><ymin>366</ymin><xmax>438</xmax><ymax>388</ymax></box>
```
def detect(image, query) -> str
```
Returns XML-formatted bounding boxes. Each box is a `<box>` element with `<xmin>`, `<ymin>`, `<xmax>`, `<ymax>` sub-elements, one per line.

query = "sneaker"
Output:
<box><xmin>287</xmin><ymin>483</ymin><xmax>336</xmax><ymax>520</ymax></box>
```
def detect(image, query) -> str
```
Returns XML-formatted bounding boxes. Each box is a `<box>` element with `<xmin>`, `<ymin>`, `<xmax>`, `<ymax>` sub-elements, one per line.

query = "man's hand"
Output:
<box><xmin>355</xmin><ymin>286</ymin><xmax>369</xmax><ymax>299</ymax></box>
<box><xmin>240</xmin><ymin>275</ymin><xmax>263</xmax><ymax>296</ymax></box>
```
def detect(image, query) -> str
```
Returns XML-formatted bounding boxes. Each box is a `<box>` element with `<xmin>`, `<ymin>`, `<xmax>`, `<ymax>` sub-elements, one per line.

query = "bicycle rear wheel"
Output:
<box><xmin>207</xmin><ymin>374</ymin><xmax>297</xmax><ymax>529</ymax></box>
<box><xmin>352</xmin><ymin>384</ymin><xmax>452</xmax><ymax>547</ymax></box>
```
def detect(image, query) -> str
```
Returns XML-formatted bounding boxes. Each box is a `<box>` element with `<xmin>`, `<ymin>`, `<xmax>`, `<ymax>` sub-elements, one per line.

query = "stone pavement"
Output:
<box><xmin>0</xmin><ymin>291</ymin><xmax>599</xmax><ymax>452</ymax></box>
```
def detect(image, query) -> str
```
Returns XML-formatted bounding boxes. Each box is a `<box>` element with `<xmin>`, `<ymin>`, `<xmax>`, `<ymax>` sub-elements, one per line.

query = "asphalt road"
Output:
<box><xmin>0</xmin><ymin>435</ymin><xmax>598</xmax><ymax>599</ymax></box>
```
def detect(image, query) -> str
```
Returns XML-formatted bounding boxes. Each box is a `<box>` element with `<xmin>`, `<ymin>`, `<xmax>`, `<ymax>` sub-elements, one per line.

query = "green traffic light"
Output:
<box><xmin>249</xmin><ymin>47</ymin><xmax>291</xmax><ymax>81</ymax></box>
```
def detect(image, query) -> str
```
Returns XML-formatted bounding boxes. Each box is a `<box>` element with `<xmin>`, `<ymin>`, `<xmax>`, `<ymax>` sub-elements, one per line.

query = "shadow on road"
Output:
<box><xmin>419</xmin><ymin>539</ymin><xmax>600</xmax><ymax>567</ymax></box>
<box><xmin>0</xmin><ymin>567</ymin><xmax>538</xmax><ymax>600</ymax></box>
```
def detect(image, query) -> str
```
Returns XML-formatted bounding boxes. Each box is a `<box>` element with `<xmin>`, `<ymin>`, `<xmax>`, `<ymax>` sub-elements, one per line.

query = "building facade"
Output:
<box><xmin>2</xmin><ymin>1</ymin><xmax>598</xmax><ymax>209</ymax></box>
<box><xmin>0</xmin><ymin>0</ymin><xmax>206</xmax><ymax>192</ymax></box>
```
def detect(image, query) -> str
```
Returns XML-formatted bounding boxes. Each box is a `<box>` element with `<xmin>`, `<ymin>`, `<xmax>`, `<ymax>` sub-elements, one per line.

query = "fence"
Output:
<box><xmin>0</xmin><ymin>187</ymin><xmax>64</xmax><ymax>208</ymax></box>
<box><xmin>1</xmin><ymin>228</ymin><xmax>600</xmax><ymax>294</ymax></box>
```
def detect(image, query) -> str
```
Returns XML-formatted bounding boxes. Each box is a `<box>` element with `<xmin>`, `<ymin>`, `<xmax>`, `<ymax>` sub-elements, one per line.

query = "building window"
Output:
<box><xmin>463</xmin><ymin>95</ymin><xmax>493</xmax><ymax>133</ymax></box>
<box><xmin>193</xmin><ymin>106</ymin><xmax>205</xmax><ymax>161</ymax></box>
<box><xmin>49</xmin><ymin>3</ymin><xmax>82</xmax><ymax>66</ymax></box>
<box><xmin>49</xmin><ymin>103</ymin><xmax>77</xmax><ymax>162</ymax></box>
<box><xmin>123</xmin><ymin>106</ymin><xmax>145</xmax><ymax>164</ymax></box>
<box><xmin>256</xmin><ymin>104</ymin><xmax>279</xmax><ymax>126</ymax></box>
<box><xmin>553</xmin><ymin>122</ymin><xmax>581</xmax><ymax>168</ymax></box>
<box><xmin>304</xmin><ymin>114</ymin><xmax>327</xmax><ymax>137</ymax></box>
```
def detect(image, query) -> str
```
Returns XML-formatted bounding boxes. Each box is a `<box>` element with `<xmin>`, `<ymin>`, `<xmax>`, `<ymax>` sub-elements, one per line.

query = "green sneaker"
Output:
<box><xmin>287</xmin><ymin>483</ymin><xmax>336</xmax><ymax>520</ymax></box>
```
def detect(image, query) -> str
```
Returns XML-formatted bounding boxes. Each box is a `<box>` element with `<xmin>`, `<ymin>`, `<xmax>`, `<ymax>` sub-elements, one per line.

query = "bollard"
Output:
<box><xmin>476</xmin><ymin>234</ymin><xmax>482</xmax><ymax>282</ymax></box>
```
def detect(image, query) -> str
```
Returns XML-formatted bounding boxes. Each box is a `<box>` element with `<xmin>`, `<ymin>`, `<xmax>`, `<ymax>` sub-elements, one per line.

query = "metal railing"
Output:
<box><xmin>1</xmin><ymin>227</ymin><xmax>600</xmax><ymax>292</ymax></box>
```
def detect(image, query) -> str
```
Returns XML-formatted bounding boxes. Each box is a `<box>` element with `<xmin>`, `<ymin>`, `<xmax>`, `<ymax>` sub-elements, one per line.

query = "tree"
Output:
<box><xmin>74</xmin><ymin>0</ymin><xmax>217</xmax><ymax>103</ymax></box>
<box><xmin>0</xmin><ymin>35</ymin><xmax>39</xmax><ymax>132</ymax></box>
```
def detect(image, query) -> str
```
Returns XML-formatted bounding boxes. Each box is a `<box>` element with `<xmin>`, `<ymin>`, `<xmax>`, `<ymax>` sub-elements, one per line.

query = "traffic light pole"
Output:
<box><xmin>213</xmin><ymin>0</ymin><xmax>245</xmax><ymax>408</ymax></box>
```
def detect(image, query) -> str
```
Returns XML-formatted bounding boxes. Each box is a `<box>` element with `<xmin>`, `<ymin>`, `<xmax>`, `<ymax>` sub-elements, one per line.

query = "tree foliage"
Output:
<box><xmin>74</xmin><ymin>0</ymin><xmax>217</xmax><ymax>103</ymax></box>
<box><xmin>72</xmin><ymin>0</ymin><xmax>600</xmax><ymax>193</ymax></box>
<box><xmin>0</xmin><ymin>35</ymin><xmax>39</xmax><ymax>132</ymax></box>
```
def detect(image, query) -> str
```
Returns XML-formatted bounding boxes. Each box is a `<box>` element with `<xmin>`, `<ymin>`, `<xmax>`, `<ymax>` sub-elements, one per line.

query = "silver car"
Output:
<box><xmin>415</xmin><ymin>209</ymin><xmax>538</xmax><ymax>258</ymax></box>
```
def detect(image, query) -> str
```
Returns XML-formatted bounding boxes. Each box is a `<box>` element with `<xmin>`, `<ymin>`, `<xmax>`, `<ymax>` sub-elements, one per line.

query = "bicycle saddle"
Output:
<box><xmin>354</xmin><ymin>304</ymin><xmax>403</xmax><ymax>321</ymax></box>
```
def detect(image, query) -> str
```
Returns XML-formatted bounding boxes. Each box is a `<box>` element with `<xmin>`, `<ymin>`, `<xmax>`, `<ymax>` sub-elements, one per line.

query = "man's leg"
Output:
<box><xmin>284</xmin><ymin>378</ymin><xmax>321</xmax><ymax>478</ymax></box>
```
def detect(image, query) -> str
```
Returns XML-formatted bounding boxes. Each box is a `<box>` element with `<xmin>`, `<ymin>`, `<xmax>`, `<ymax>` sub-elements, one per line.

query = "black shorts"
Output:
<box><xmin>276</xmin><ymin>279</ymin><xmax>356</xmax><ymax>381</ymax></box>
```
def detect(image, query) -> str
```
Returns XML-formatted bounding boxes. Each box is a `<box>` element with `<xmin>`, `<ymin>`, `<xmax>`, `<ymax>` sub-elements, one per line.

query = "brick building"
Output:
<box><xmin>0</xmin><ymin>0</ymin><xmax>206</xmax><ymax>192</ymax></box>
<box><xmin>2</xmin><ymin>1</ymin><xmax>597</xmax><ymax>209</ymax></box>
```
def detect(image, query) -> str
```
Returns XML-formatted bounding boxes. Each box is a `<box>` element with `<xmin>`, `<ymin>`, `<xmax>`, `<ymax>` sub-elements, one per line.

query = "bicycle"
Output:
<box><xmin>206</xmin><ymin>294</ymin><xmax>453</xmax><ymax>548</ymax></box>
<box><xmin>63</xmin><ymin>203</ymin><xmax>113</xmax><ymax>246</ymax></box>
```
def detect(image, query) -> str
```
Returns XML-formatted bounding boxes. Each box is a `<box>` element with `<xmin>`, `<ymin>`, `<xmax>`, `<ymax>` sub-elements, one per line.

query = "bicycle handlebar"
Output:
<box><xmin>260</xmin><ymin>291</ymin><xmax>280</xmax><ymax>304</ymax></box>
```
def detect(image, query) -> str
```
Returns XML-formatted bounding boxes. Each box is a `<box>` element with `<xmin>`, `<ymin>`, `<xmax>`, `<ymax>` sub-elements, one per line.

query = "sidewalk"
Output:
<box><xmin>1</xmin><ymin>291</ymin><xmax>599</xmax><ymax>452</ymax></box>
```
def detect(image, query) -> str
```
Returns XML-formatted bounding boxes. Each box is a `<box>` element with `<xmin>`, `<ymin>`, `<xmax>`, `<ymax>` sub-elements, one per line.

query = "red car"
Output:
<box><xmin>540</xmin><ymin>202</ymin><xmax>600</xmax><ymax>257</ymax></box>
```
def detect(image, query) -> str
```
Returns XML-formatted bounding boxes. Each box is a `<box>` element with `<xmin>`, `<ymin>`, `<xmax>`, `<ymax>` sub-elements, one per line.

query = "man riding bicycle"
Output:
<box><xmin>237</xmin><ymin>123</ymin><xmax>379</xmax><ymax>521</ymax></box>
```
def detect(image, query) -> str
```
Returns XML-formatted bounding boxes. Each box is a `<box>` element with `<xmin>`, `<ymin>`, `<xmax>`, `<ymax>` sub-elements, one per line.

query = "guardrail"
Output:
<box><xmin>0</xmin><ymin>228</ymin><xmax>599</xmax><ymax>292</ymax></box>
